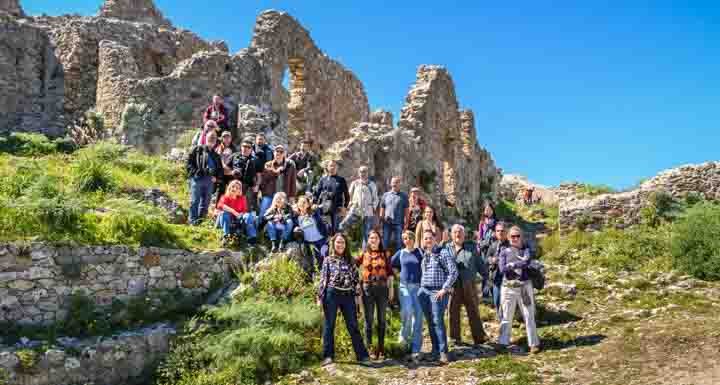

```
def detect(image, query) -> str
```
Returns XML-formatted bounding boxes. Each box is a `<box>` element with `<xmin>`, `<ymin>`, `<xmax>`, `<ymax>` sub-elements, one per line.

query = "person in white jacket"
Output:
<box><xmin>338</xmin><ymin>166</ymin><xmax>379</xmax><ymax>250</ymax></box>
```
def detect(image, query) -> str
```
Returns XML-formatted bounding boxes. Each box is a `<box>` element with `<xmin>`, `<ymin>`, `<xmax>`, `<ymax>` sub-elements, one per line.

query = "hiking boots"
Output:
<box><xmin>530</xmin><ymin>345</ymin><xmax>542</xmax><ymax>355</ymax></box>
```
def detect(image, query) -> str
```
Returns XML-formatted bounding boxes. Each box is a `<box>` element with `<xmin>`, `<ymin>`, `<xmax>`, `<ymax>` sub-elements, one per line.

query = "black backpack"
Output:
<box><xmin>527</xmin><ymin>259</ymin><xmax>546</xmax><ymax>290</ymax></box>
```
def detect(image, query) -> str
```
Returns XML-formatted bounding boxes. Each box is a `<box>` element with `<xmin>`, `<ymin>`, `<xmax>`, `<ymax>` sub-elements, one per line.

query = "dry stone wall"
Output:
<box><xmin>0</xmin><ymin>243</ymin><xmax>236</xmax><ymax>325</ymax></box>
<box><xmin>0</xmin><ymin>324</ymin><xmax>174</xmax><ymax>385</ymax></box>
<box><xmin>559</xmin><ymin>161</ymin><xmax>720</xmax><ymax>232</ymax></box>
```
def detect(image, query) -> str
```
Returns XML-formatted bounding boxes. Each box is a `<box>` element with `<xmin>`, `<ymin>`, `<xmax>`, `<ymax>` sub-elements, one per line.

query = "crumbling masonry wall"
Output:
<box><xmin>250</xmin><ymin>10</ymin><xmax>370</xmax><ymax>149</ymax></box>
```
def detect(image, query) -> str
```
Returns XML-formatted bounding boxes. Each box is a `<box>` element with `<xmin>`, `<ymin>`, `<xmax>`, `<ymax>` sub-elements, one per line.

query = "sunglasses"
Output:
<box><xmin>510</xmin><ymin>235</ymin><xmax>521</xmax><ymax>239</ymax></box>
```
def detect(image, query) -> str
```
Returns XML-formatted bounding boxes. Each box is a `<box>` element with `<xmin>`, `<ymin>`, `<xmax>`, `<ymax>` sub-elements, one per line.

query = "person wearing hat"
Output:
<box><xmin>289</xmin><ymin>139</ymin><xmax>318</xmax><ymax>194</ymax></box>
<box><xmin>259</xmin><ymin>144</ymin><xmax>297</xmax><ymax>218</ymax></box>
<box><xmin>231</xmin><ymin>137</ymin><xmax>260</xmax><ymax>214</ymax></box>
<box><xmin>214</xmin><ymin>131</ymin><xmax>237</xmax><ymax>198</ymax></box>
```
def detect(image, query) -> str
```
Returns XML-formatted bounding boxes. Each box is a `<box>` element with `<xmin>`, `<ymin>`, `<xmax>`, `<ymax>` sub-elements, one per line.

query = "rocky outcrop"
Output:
<box><xmin>328</xmin><ymin>66</ymin><xmax>500</xmax><ymax>219</ymax></box>
<box><xmin>559</xmin><ymin>161</ymin><xmax>720</xmax><ymax>232</ymax></box>
<box><xmin>98</xmin><ymin>0</ymin><xmax>170</xmax><ymax>26</ymax></box>
<box><xmin>0</xmin><ymin>243</ymin><xmax>238</xmax><ymax>325</ymax></box>
<box><xmin>250</xmin><ymin>10</ymin><xmax>370</xmax><ymax>149</ymax></box>
<box><xmin>0</xmin><ymin>16</ymin><xmax>64</xmax><ymax>136</ymax></box>
<box><xmin>0</xmin><ymin>0</ymin><xmax>23</xmax><ymax>17</ymax></box>
<box><xmin>0</xmin><ymin>324</ymin><xmax>174</xmax><ymax>385</ymax></box>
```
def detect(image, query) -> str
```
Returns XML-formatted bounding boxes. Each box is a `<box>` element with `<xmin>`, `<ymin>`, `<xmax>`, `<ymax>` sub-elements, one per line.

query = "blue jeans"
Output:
<box><xmin>339</xmin><ymin>214</ymin><xmax>376</xmax><ymax>250</ymax></box>
<box><xmin>189</xmin><ymin>176</ymin><xmax>213</xmax><ymax>224</ymax></box>
<box><xmin>322</xmin><ymin>288</ymin><xmax>369</xmax><ymax>360</ymax></box>
<box><xmin>259</xmin><ymin>195</ymin><xmax>274</xmax><ymax>219</ymax></box>
<box><xmin>492</xmin><ymin>276</ymin><xmax>503</xmax><ymax>319</ymax></box>
<box><xmin>266</xmin><ymin>219</ymin><xmax>293</xmax><ymax>241</ymax></box>
<box><xmin>399</xmin><ymin>282</ymin><xmax>424</xmax><ymax>354</ymax></box>
<box><xmin>418</xmin><ymin>287</ymin><xmax>450</xmax><ymax>356</ymax></box>
<box><xmin>216</xmin><ymin>211</ymin><xmax>257</xmax><ymax>239</ymax></box>
<box><xmin>383</xmin><ymin>222</ymin><xmax>403</xmax><ymax>252</ymax></box>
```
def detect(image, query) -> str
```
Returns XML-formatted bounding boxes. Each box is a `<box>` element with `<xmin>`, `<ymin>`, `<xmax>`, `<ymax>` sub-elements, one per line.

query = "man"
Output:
<box><xmin>203</xmin><ymin>95</ymin><xmax>228</xmax><ymax>130</ymax></box>
<box><xmin>259</xmin><ymin>145</ymin><xmax>297</xmax><ymax>217</ymax></box>
<box><xmin>231</xmin><ymin>137</ymin><xmax>260</xmax><ymax>214</ymax></box>
<box><xmin>339</xmin><ymin>166</ymin><xmax>379</xmax><ymax>250</ymax></box>
<box><xmin>253</xmin><ymin>133</ymin><xmax>274</xmax><ymax>166</ymax></box>
<box><xmin>289</xmin><ymin>139</ymin><xmax>317</xmax><ymax>194</ymax></box>
<box><xmin>186</xmin><ymin>131</ymin><xmax>222</xmax><ymax>225</ymax></box>
<box><xmin>444</xmin><ymin>224</ymin><xmax>488</xmax><ymax>347</ymax></box>
<box><xmin>380</xmin><ymin>177</ymin><xmax>409</xmax><ymax>253</ymax></box>
<box><xmin>313</xmin><ymin>160</ymin><xmax>350</xmax><ymax>235</ymax></box>
<box><xmin>485</xmin><ymin>221</ymin><xmax>510</xmax><ymax>319</ymax></box>
<box><xmin>418</xmin><ymin>229</ymin><xmax>458</xmax><ymax>364</ymax></box>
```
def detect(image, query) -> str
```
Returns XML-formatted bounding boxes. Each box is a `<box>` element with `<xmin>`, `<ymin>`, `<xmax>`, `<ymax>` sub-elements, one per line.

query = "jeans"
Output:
<box><xmin>382</xmin><ymin>222</ymin><xmax>403</xmax><ymax>252</ymax></box>
<box><xmin>189</xmin><ymin>176</ymin><xmax>213</xmax><ymax>224</ymax></box>
<box><xmin>302</xmin><ymin>239</ymin><xmax>327</xmax><ymax>277</ymax></box>
<box><xmin>266</xmin><ymin>219</ymin><xmax>293</xmax><ymax>241</ymax></box>
<box><xmin>398</xmin><ymin>282</ymin><xmax>423</xmax><ymax>354</ymax></box>
<box><xmin>259</xmin><ymin>195</ymin><xmax>274</xmax><ymax>219</ymax></box>
<box><xmin>492</xmin><ymin>277</ymin><xmax>503</xmax><ymax>319</ymax></box>
<box><xmin>361</xmin><ymin>283</ymin><xmax>389</xmax><ymax>351</ymax></box>
<box><xmin>339</xmin><ymin>214</ymin><xmax>376</xmax><ymax>251</ymax></box>
<box><xmin>216</xmin><ymin>211</ymin><xmax>257</xmax><ymax>239</ymax></box>
<box><xmin>498</xmin><ymin>281</ymin><xmax>540</xmax><ymax>348</ymax></box>
<box><xmin>418</xmin><ymin>287</ymin><xmax>450</xmax><ymax>356</ymax></box>
<box><xmin>322</xmin><ymin>288</ymin><xmax>369</xmax><ymax>360</ymax></box>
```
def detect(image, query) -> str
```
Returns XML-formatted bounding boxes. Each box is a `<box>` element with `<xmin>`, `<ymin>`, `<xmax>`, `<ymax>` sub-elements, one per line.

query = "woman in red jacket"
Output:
<box><xmin>215</xmin><ymin>180</ymin><xmax>257</xmax><ymax>246</ymax></box>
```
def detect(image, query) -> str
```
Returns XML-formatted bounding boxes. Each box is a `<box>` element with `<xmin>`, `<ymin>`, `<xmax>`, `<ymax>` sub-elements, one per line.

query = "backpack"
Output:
<box><xmin>527</xmin><ymin>259</ymin><xmax>546</xmax><ymax>290</ymax></box>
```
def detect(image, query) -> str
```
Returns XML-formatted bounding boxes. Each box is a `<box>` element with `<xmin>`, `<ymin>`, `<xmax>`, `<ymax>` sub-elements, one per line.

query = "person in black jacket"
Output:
<box><xmin>231</xmin><ymin>137</ymin><xmax>260</xmax><ymax>214</ymax></box>
<box><xmin>313</xmin><ymin>160</ymin><xmax>350</xmax><ymax>236</ymax></box>
<box><xmin>186</xmin><ymin>131</ymin><xmax>222</xmax><ymax>225</ymax></box>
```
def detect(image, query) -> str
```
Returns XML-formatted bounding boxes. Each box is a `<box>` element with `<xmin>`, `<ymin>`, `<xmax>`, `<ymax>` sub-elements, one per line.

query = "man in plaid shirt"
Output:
<box><xmin>418</xmin><ymin>229</ymin><xmax>458</xmax><ymax>364</ymax></box>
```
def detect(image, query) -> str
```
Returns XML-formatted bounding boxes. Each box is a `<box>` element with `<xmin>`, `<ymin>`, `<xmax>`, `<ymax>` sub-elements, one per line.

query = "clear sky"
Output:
<box><xmin>23</xmin><ymin>0</ymin><xmax>720</xmax><ymax>189</ymax></box>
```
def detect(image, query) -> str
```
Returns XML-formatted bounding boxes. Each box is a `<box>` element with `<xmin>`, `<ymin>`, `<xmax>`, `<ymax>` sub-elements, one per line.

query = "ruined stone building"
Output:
<box><xmin>0</xmin><ymin>0</ymin><xmax>500</xmax><ymax>219</ymax></box>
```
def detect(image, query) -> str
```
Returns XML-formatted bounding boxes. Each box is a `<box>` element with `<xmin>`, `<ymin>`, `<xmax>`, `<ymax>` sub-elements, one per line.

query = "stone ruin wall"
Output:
<box><xmin>328</xmin><ymin>65</ymin><xmax>500</xmax><ymax>220</ymax></box>
<box><xmin>1</xmin><ymin>0</ymin><xmax>500</xmax><ymax>217</ymax></box>
<box><xmin>249</xmin><ymin>10</ymin><xmax>370</xmax><ymax>149</ymax></box>
<box><xmin>559</xmin><ymin>161</ymin><xmax>720</xmax><ymax>233</ymax></box>
<box><xmin>0</xmin><ymin>243</ymin><xmax>236</xmax><ymax>325</ymax></box>
<box><xmin>0</xmin><ymin>323</ymin><xmax>174</xmax><ymax>385</ymax></box>
<box><xmin>0</xmin><ymin>14</ymin><xmax>64</xmax><ymax>136</ymax></box>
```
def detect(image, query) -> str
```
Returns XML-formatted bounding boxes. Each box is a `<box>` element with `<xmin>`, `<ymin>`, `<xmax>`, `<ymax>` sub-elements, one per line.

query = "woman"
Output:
<box><xmin>414</xmin><ymin>205</ymin><xmax>444</xmax><ymax>246</ymax></box>
<box><xmin>294</xmin><ymin>196</ymin><xmax>329</xmax><ymax>274</ymax></box>
<box><xmin>317</xmin><ymin>233</ymin><xmax>371</xmax><ymax>366</ymax></box>
<box><xmin>191</xmin><ymin>120</ymin><xmax>219</xmax><ymax>147</ymax></box>
<box><xmin>355</xmin><ymin>230</ymin><xmax>394</xmax><ymax>360</ymax></box>
<box><xmin>391</xmin><ymin>230</ymin><xmax>424</xmax><ymax>363</ymax></box>
<box><xmin>263</xmin><ymin>192</ymin><xmax>293</xmax><ymax>252</ymax></box>
<box><xmin>215</xmin><ymin>180</ymin><xmax>257</xmax><ymax>246</ymax></box>
<box><xmin>214</xmin><ymin>131</ymin><xmax>237</xmax><ymax>197</ymax></box>
<box><xmin>497</xmin><ymin>226</ymin><xmax>541</xmax><ymax>354</ymax></box>
<box><xmin>404</xmin><ymin>187</ymin><xmax>426</xmax><ymax>233</ymax></box>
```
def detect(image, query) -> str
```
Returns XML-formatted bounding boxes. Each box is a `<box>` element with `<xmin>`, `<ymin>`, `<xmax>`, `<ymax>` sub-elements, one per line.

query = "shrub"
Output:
<box><xmin>641</xmin><ymin>191</ymin><xmax>679</xmax><ymax>227</ymax></box>
<box><xmin>671</xmin><ymin>203</ymin><xmax>720</xmax><ymax>281</ymax></box>
<box><xmin>256</xmin><ymin>257</ymin><xmax>311</xmax><ymax>298</ymax></box>
<box><xmin>0</xmin><ymin>163</ymin><xmax>42</xmax><ymax>198</ymax></box>
<box><xmin>98</xmin><ymin>209</ymin><xmax>179</xmax><ymax>248</ymax></box>
<box><xmin>15</xmin><ymin>349</ymin><xmax>38</xmax><ymax>372</ymax></box>
<box><xmin>0</xmin><ymin>133</ymin><xmax>76</xmax><ymax>156</ymax></box>
<box><xmin>72</xmin><ymin>156</ymin><xmax>117</xmax><ymax>193</ymax></box>
<box><xmin>0</xmin><ymin>197</ymin><xmax>91</xmax><ymax>242</ymax></box>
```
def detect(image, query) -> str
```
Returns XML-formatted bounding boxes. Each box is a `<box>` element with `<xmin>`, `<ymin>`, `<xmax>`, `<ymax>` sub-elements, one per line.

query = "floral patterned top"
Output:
<box><xmin>318</xmin><ymin>256</ymin><xmax>360</xmax><ymax>299</ymax></box>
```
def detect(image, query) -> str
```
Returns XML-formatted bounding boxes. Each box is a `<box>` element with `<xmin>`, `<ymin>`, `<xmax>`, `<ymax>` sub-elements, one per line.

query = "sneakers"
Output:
<box><xmin>411</xmin><ymin>353</ymin><xmax>421</xmax><ymax>365</ymax></box>
<box><xmin>529</xmin><ymin>345</ymin><xmax>542</xmax><ymax>355</ymax></box>
<box><xmin>358</xmin><ymin>357</ymin><xmax>373</xmax><ymax>367</ymax></box>
<box><xmin>494</xmin><ymin>344</ymin><xmax>509</xmax><ymax>353</ymax></box>
<box><xmin>321</xmin><ymin>357</ymin><xmax>333</xmax><ymax>367</ymax></box>
<box><xmin>278</xmin><ymin>240</ymin><xmax>285</xmax><ymax>251</ymax></box>
<box><xmin>270</xmin><ymin>241</ymin><xmax>278</xmax><ymax>253</ymax></box>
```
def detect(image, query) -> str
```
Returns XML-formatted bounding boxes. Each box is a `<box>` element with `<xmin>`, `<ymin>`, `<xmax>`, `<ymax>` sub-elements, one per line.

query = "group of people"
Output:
<box><xmin>186</xmin><ymin>96</ymin><xmax>541</xmax><ymax>366</ymax></box>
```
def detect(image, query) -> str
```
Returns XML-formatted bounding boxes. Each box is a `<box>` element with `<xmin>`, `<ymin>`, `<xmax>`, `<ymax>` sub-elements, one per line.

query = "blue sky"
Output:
<box><xmin>24</xmin><ymin>1</ymin><xmax>719</xmax><ymax>189</ymax></box>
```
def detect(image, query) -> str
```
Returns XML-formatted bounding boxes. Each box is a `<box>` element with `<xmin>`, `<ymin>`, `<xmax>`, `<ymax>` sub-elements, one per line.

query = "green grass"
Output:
<box><xmin>0</xmin><ymin>137</ymin><xmax>215</xmax><ymax>250</ymax></box>
<box><xmin>474</xmin><ymin>355</ymin><xmax>540</xmax><ymax>385</ymax></box>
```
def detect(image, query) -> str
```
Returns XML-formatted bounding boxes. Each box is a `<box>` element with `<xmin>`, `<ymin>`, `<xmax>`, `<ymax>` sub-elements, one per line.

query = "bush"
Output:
<box><xmin>98</xmin><ymin>209</ymin><xmax>179</xmax><ymax>248</ymax></box>
<box><xmin>0</xmin><ymin>133</ymin><xmax>76</xmax><ymax>156</ymax></box>
<box><xmin>0</xmin><ymin>197</ymin><xmax>91</xmax><ymax>242</ymax></box>
<box><xmin>256</xmin><ymin>257</ymin><xmax>310</xmax><ymax>298</ymax></box>
<box><xmin>671</xmin><ymin>203</ymin><xmax>720</xmax><ymax>281</ymax></box>
<box><xmin>640</xmin><ymin>191</ymin><xmax>679</xmax><ymax>227</ymax></box>
<box><xmin>72</xmin><ymin>156</ymin><xmax>117</xmax><ymax>193</ymax></box>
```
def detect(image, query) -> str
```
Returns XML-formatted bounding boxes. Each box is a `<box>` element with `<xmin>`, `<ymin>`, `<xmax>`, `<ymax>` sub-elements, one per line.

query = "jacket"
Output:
<box><xmin>314</xmin><ymin>175</ymin><xmax>350</xmax><ymax>211</ymax></box>
<box><xmin>264</xmin><ymin>205</ymin><xmax>293</xmax><ymax>223</ymax></box>
<box><xmin>441</xmin><ymin>241</ymin><xmax>487</xmax><ymax>286</ymax></box>
<box><xmin>203</xmin><ymin>103</ymin><xmax>228</xmax><ymax>129</ymax></box>
<box><xmin>294</xmin><ymin>207</ymin><xmax>329</xmax><ymax>239</ymax></box>
<box><xmin>231</xmin><ymin>154</ymin><xmax>258</xmax><ymax>188</ymax></box>
<box><xmin>186</xmin><ymin>145</ymin><xmax>222</xmax><ymax>179</ymax></box>
<box><xmin>260</xmin><ymin>159</ymin><xmax>297</xmax><ymax>198</ymax></box>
